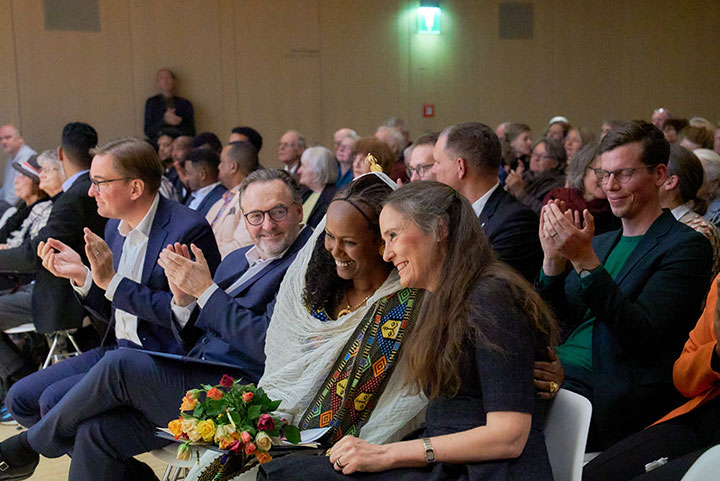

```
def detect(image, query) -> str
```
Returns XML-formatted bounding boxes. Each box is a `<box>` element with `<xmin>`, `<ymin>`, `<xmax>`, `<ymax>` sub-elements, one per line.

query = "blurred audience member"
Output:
<box><xmin>680</xmin><ymin>125</ymin><xmax>714</xmax><ymax>151</ymax></box>
<box><xmin>505</xmin><ymin>138</ymin><xmax>567</xmax><ymax>214</ymax></box>
<box><xmin>192</xmin><ymin>132</ymin><xmax>222</xmax><ymax>155</ymax></box>
<box><xmin>652</xmin><ymin>107</ymin><xmax>672</xmax><ymax>129</ymax></box>
<box><xmin>298</xmin><ymin>146</ymin><xmax>338</xmax><ymax>228</ymax></box>
<box><xmin>564</xmin><ymin>127</ymin><xmax>596</xmax><ymax>162</ymax></box>
<box><xmin>0</xmin><ymin>125</ymin><xmax>36</xmax><ymax>213</ymax></box>
<box><xmin>333</xmin><ymin>129</ymin><xmax>359</xmax><ymax>188</ymax></box>
<box><xmin>406</xmin><ymin>133</ymin><xmax>438</xmax><ymax>182</ymax></box>
<box><xmin>663</xmin><ymin>118</ymin><xmax>689</xmax><ymax>144</ymax></box>
<box><xmin>696</xmin><ymin>148</ymin><xmax>720</xmax><ymax>229</ymax></box>
<box><xmin>375</xmin><ymin>125</ymin><xmax>409</xmax><ymax>183</ymax></box>
<box><xmin>144</xmin><ymin>68</ymin><xmax>195</xmax><ymax>141</ymax></box>
<box><xmin>183</xmin><ymin>149</ymin><xmax>226</xmax><ymax>216</ymax></box>
<box><xmin>278</xmin><ymin>130</ymin><xmax>306</xmax><ymax>182</ymax></box>
<box><xmin>352</xmin><ymin>137</ymin><xmax>394</xmax><ymax>178</ymax></box>
<box><xmin>229</xmin><ymin>126</ymin><xmax>263</xmax><ymax>153</ymax></box>
<box><xmin>545</xmin><ymin>116</ymin><xmax>571</xmax><ymax>142</ymax></box>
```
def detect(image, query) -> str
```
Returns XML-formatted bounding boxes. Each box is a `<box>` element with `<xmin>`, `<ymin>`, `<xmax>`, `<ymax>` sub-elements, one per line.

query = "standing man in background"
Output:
<box><xmin>144</xmin><ymin>68</ymin><xmax>195</xmax><ymax>142</ymax></box>
<box><xmin>0</xmin><ymin>126</ymin><xmax>36</xmax><ymax>213</ymax></box>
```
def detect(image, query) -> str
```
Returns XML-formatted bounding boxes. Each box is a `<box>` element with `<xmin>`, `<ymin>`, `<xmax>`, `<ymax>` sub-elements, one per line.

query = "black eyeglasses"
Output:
<box><xmin>406</xmin><ymin>163</ymin><xmax>435</xmax><ymax>178</ymax></box>
<box><xmin>243</xmin><ymin>204</ymin><xmax>293</xmax><ymax>226</ymax></box>
<box><xmin>89</xmin><ymin>177</ymin><xmax>133</xmax><ymax>191</ymax></box>
<box><xmin>592</xmin><ymin>166</ymin><xmax>656</xmax><ymax>185</ymax></box>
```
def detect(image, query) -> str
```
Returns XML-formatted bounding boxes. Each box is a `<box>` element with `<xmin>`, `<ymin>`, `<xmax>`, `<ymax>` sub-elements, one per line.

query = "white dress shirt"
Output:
<box><xmin>74</xmin><ymin>194</ymin><xmax>161</xmax><ymax>346</ymax></box>
<box><xmin>187</xmin><ymin>182</ymin><xmax>220</xmax><ymax>211</ymax></box>
<box><xmin>472</xmin><ymin>182</ymin><xmax>500</xmax><ymax>217</ymax></box>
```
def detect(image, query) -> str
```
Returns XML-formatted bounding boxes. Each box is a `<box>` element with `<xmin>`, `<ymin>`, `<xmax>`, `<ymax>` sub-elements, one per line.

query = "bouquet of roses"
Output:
<box><xmin>167</xmin><ymin>374</ymin><xmax>300</xmax><ymax>466</ymax></box>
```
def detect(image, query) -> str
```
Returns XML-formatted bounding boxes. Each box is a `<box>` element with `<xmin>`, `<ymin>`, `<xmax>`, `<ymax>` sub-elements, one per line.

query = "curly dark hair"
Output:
<box><xmin>302</xmin><ymin>175</ymin><xmax>393</xmax><ymax>313</ymax></box>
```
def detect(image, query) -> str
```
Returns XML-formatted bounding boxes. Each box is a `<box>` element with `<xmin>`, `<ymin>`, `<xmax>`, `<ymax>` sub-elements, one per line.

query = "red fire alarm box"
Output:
<box><xmin>422</xmin><ymin>104</ymin><xmax>435</xmax><ymax>118</ymax></box>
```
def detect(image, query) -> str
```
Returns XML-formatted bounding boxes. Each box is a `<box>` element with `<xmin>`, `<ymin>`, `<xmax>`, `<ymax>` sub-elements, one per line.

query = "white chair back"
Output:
<box><xmin>681</xmin><ymin>444</ymin><xmax>720</xmax><ymax>481</ymax></box>
<box><xmin>543</xmin><ymin>388</ymin><xmax>593</xmax><ymax>481</ymax></box>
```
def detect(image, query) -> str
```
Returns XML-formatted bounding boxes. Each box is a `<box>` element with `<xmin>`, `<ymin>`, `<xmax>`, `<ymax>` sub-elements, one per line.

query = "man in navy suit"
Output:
<box><xmin>183</xmin><ymin>148</ymin><xmax>226</xmax><ymax>216</ymax></box>
<box><xmin>432</xmin><ymin>122</ymin><xmax>542</xmax><ymax>281</ymax></box>
<box><xmin>0</xmin><ymin>169</ymin><xmax>310</xmax><ymax>481</ymax></box>
<box><xmin>4</xmin><ymin>137</ymin><xmax>220</xmax><ymax>434</ymax></box>
<box><xmin>537</xmin><ymin>121</ymin><xmax>713</xmax><ymax>449</ymax></box>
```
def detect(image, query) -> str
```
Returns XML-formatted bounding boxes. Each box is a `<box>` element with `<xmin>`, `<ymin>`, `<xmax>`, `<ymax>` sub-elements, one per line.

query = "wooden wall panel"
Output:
<box><xmin>11</xmin><ymin>1</ymin><xmax>134</xmax><ymax>150</ymax></box>
<box><xmin>0</xmin><ymin>0</ymin><xmax>21</xmax><ymax>176</ymax></box>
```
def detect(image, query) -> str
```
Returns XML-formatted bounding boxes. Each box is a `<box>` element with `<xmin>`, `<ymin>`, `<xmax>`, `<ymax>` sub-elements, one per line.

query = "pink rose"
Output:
<box><xmin>257</xmin><ymin>414</ymin><xmax>275</xmax><ymax>431</ymax></box>
<box><xmin>240</xmin><ymin>430</ymin><xmax>252</xmax><ymax>444</ymax></box>
<box><xmin>206</xmin><ymin>387</ymin><xmax>223</xmax><ymax>400</ymax></box>
<box><xmin>228</xmin><ymin>440</ymin><xmax>242</xmax><ymax>454</ymax></box>
<box><xmin>219</xmin><ymin>375</ymin><xmax>234</xmax><ymax>388</ymax></box>
<box><xmin>242</xmin><ymin>392</ymin><xmax>254</xmax><ymax>403</ymax></box>
<box><xmin>245</xmin><ymin>442</ymin><xmax>257</xmax><ymax>455</ymax></box>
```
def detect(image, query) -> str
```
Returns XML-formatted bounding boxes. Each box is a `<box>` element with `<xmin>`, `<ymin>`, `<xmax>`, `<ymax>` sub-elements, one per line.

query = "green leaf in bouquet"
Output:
<box><xmin>203</xmin><ymin>399</ymin><xmax>225</xmax><ymax>418</ymax></box>
<box><xmin>193</xmin><ymin>404</ymin><xmax>205</xmax><ymax>418</ymax></box>
<box><xmin>229</xmin><ymin>410</ymin><xmax>243</xmax><ymax>428</ymax></box>
<box><xmin>201</xmin><ymin>384</ymin><xmax>214</xmax><ymax>391</ymax></box>
<box><xmin>283</xmin><ymin>424</ymin><xmax>301</xmax><ymax>444</ymax></box>
<box><xmin>180</xmin><ymin>412</ymin><xmax>194</xmax><ymax>420</ymax></box>
<box><xmin>266</xmin><ymin>400</ymin><xmax>281</xmax><ymax>411</ymax></box>
<box><xmin>247</xmin><ymin>404</ymin><xmax>261</xmax><ymax>420</ymax></box>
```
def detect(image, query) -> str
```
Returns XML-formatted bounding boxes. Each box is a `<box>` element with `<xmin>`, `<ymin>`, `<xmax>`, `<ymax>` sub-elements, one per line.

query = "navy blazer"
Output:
<box><xmin>538</xmin><ymin>210</ymin><xmax>713</xmax><ymax>448</ymax></box>
<box><xmin>186</xmin><ymin>226</ymin><xmax>313</xmax><ymax>383</ymax></box>
<box><xmin>189</xmin><ymin>184</ymin><xmax>227</xmax><ymax>218</ymax></box>
<box><xmin>84</xmin><ymin>196</ymin><xmax>221</xmax><ymax>355</ymax></box>
<box><xmin>478</xmin><ymin>187</ymin><xmax>543</xmax><ymax>282</ymax></box>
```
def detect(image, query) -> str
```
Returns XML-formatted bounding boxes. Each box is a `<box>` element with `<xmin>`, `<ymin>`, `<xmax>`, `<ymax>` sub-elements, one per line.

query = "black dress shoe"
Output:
<box><xmin>0</xmin><ymin>453</ymin><xmax>39</xmax><ymax>480</ymax></box>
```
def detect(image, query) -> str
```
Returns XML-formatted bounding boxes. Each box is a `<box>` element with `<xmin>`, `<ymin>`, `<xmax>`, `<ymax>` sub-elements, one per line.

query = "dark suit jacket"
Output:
<box><xmin>303</xmin><ymin>185</ymin><xmax>336</xmax><ymax>229</ymax></box>
<box><xmin>185</xmin><ymin>226</ymin><xmax>313</xmax><ymax>383</ymax></box>
<box><xmin>0</xmin><ymin>173</ymin><xmax>107</xmax><ymax>333</ymax></box>
<box><xmin>84</xmin><ymin>196</ymin><xmax>221</xmax><ymax>355</ymax></box>
<box><xmin>479</xmin><ymin>187</ymin><xmax>542</xmax><ymax>282</ymax></box>
<box><xmin>538</xmin><ymin>210</ymin><xmax>713</xmax><ymax>448</ymax></box>
<box><xmin>187</xmin><ymin>183</ymin><xmax>227</xmax><ymax>218</ymax></box>
<box><xmin>144</xmin><ymin>94</ymin><xmax>195</xmax><ymax>140</ymax></box>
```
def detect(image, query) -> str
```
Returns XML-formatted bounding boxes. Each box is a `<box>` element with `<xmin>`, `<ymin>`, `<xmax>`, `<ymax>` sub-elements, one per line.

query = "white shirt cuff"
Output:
<box><xmin>105</xmin><ymin>273</ymin><xmax>124</xmax><ymax>302</ymax></box>
<box><xmin>171</xmin><ymin>299</ymin><xmax>196</xmax><ymax>328</ymax></box>
<box><xmin>71</xmin><ymin>267</ymin><xmax>93</xmax><ymax>298</ymax></box>
<box><xmin>197</xmin><ymin>283</ymin><xmax>219</xmax><ymax>308</ymax></box>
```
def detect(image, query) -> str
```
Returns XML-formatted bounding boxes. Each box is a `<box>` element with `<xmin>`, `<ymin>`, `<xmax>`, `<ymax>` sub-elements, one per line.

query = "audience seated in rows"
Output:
<box><xmin>538</xmin><ymin>120</ymin><xmax>713</xmax><ymax>450</ymax></box>
<box><xmin>277</xmin><ymin>130</ymin><xmax>306</xmax><ymax>183</ymax></box>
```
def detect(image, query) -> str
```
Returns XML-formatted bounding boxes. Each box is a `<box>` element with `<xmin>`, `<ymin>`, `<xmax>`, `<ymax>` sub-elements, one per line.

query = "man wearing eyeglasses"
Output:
<box><xmin>537</xmin><ymin>120</ymin><xmax>713</xmax><ymax>451</ymax></box>
<box><xmin>406</xmin><ymin>133</ymin><xmax>438</xmax><ymax>182</ymax></box>
<box><xmin>0</xmin><ymin>169</ymin><xmax>310</xmax><ymax>480</ymax></box>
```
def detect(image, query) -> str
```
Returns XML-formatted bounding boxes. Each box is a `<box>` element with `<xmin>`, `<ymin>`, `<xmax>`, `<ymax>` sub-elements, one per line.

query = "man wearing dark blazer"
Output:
<box><xmin>0</xmin><ymin>123</ymin><xmax>106</xmax><ymax>383</ymax></box>
<box><xmin>431</xmin><ymin>122</ymin><xmax>542</xmax><ymax>281</ymax></box>
<box><xmin>5</xmin><ymin>138</ymin><xmax>220</xmax><ymax>434</ymax></box>
<box><xmin>537</xmin><ymin>121</ymin><xmax>713</xmax><ymax>450</ymax></box>
<box><xmin>183</xmin><ymin>148</ymin><xmax>227</xmax><ymax>217</ymax></box>
<box><xmin>0</xmin><ymin>170</ymin><xmax>310</xmax><ymax>481</ymax></box>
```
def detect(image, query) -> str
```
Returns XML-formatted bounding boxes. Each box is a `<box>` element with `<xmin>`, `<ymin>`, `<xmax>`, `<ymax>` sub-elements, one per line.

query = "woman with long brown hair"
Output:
<box><xmin>258</xmin><ymin>181</ymin><xmax>559</xmax><ymax>481</ymax></box>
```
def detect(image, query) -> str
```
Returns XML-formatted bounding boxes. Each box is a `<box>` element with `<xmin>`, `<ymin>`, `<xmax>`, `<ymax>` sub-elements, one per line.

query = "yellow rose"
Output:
<box><xmin>214</xmin><ymin>424</ymin><xmax>236</xmax><ymax>444</ymax></box>
<box><xmin>168</xmin><ymin>418</ymin><xmax>183</xmax><ymax>438</ymax></box>
<box><xmin>180</xmin><ymin>396</ymin><xmax>198</xmax><ymax>412</ymax></box>
<box><xmin>256</xmin><ymin>452</ymin><xmax>272</xmax><ymax>464</ymax></box>
<box><xmin>255</xmin><ymin>431</ymin><xmax>272</xmax><ymax>452</ymax></box>
<box><xmin>181</xmin><ymin>418</ymin><xmax>201</xmax><ymax>442</ymax></box>
<box><xmin>176</xmin><ymin>443</ymin><xmax>192</xmax><ymax>461</ymax></box>
<box><xmin>196</xmin><ymin>419</ymin><xmax>216</xmax><ymax>442</ymax></box>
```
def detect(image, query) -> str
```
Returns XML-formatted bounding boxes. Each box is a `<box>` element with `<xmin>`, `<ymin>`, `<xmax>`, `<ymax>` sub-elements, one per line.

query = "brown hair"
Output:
<box><xmin>90</xmin><ymin>138</ymin><xmax>163</xmax><ymax>194</ymax></box>
<box><xmin>384</xmin><ymin>181</ymin><xmax>558</xmax><ymax>397</ymax></box>
<box><xmin>353</xmin><ymin>137</ymin><xmax>395</xmax><ymax>174</ymax></box>
<box><xmin>679</xmin><ymin>126</ymin><xmax>714</xmax><ymax>150</ymax></box>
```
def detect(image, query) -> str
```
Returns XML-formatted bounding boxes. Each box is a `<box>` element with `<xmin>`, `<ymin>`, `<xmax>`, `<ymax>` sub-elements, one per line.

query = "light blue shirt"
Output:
<box><xmin>62</xmin><ymin>169</ymin><xmax>90</xmax><ymax>193</ymax></box>
<box><xmin>1</xmin><ymin>144</ymin><xmax>36</xmax><ymax>205</ymax></box>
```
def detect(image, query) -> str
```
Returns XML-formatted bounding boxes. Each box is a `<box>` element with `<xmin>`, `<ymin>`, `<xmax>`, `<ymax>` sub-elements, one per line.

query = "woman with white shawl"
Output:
<box><xmin>188</xmin><ymin>172</ymin><xmax>427</xmax><ymax>481</ymax></box>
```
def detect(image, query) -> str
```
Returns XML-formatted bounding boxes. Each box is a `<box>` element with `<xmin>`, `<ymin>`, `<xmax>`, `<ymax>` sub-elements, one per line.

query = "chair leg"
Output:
<box><xmin>42</xmin><ymin>334</ymin><xmax>59</xmax><ymax>369</ymax></box>
<box><xmin>66</xmin><ymin>332</ymin><xmax>82</xmax><ymax>355</ymax></box>
<box><xmin>161</xmin><ymin>464</ymin><xmax>173</xmax><ymax>481</ymax></box>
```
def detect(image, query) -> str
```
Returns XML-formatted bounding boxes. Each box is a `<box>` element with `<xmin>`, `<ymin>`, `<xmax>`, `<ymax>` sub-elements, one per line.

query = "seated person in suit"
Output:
<box><xmin>406</xmin><ymin>133</ymin><xmax>438</xmax><ymax>182</ymax></box>
<box><xmin>0</xmin><ymin>169</ymin><xmax>309</xmax><ymax>481</ymax></box>
<box><xmin>537</xmin><ymin>120</ymin><xmax>713</xmax><ymax>450</ymax></box>
<box><xmin>584</xmin><ymin>273</ymin><xmax>720</xmax><ymax>481</ymax></box>
<box><xmin>432</xmin><ymin>122</ymin><xmax>542</xmax><ymax>282</ymax></box>
<box><xmin>257</xmin><ymin>180</ymin><xmax>558</xmax><ymax>481</ymax></box>
<box><xmin>188</xmin><ymin>172</ymin><xmax>427</xmax><ymax>481</ymax></box>
<box><xmin>183</xmin><ymin>148</ymin><xmax>227</xmax><ymax>217</ymax></box>
<box><xmin>4</xmin><ymin>137</ymin><xmax>221</xmax><ymax>432</ymax></box>
<box><xmin>229</xmin><ymin>126</ymin><xmax>263</xmax><ymax>153</ymax></box>
<box><xmin>298</xmin><ymin>146</ymin><xmax>337</xmax><ymax>228</ymax></box>
<box><xmin>0</xmin><ymin>123</ymin><xmax>107</xmax><ymax>388</ymax></box>
<box><xmin>206</xmin><ymin>141</ymin><xmax>258</xmax><ymax>258</ymax></box>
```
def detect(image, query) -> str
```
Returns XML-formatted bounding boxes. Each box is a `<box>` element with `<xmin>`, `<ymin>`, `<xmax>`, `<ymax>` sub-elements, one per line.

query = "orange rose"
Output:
<box><xmin>168</xmin><ymin>418</ymin><xmax>183</xmax><ymax>438</ymax></box>
<box><xmin>206</xmin><ymin>387</ymin><xmax>223</xmax><ymax>400</ymax></box>
<box><xmin>256</xmin><ymin>452</ymin><xmax>272</xmax><ymax>464</ymax></box>
<box><xmin>180</xmin><ymin>396</ymin><xmax>198</xmax><ymax>412</ymax></box>
<box><xmin>242</xmin><ymin>392</ymin><xmax>254</xmax><ymax>403</ymax></box>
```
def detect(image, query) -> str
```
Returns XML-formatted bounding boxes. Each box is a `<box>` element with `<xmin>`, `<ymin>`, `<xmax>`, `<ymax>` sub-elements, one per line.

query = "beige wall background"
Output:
<box><xmin>1</xmin><ymin>0</ymin><xmax>720</xmax><ymax>170</ymax></box>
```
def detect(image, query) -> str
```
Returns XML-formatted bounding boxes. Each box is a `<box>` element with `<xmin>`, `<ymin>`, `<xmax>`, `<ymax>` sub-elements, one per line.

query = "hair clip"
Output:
<box><xmin>365</xmin><ymin>153</ymin><xmax>383</xmax><ymax>173</ymax></box>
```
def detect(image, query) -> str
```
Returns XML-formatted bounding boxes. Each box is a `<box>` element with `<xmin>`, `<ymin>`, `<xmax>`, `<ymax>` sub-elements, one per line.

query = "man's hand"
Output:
<box><xmin>164</xmin><ymin>108</ymin><xmax>182</xmax><ymax>126</ymax></box>
<box><xmin>534</xmin><ymin>347</ymin><xmax>565</xmax><ymax>400</ymax></box>
<box><xmin>158</xmin><ymin>243</ymin><xmax>214</xmax><ymax>300</ymax></box>
<box><xmin>38</xmin><ymin>237</ymin><xmax>87</xmax><ymax>286</ymax></box>
<box><xmin>83</xmin><ymin>228</ymin><xmax>115</xmax><ymax>290</ymax></box>
<box><xmin>543</xmin><ymin>202</ymin><xmax>600</xmax><ymax>273</ymax></box>
<box><xmin>539</xmin><ymin>201</ymin><xmax>567</xmax><ymax>276</ymax></box>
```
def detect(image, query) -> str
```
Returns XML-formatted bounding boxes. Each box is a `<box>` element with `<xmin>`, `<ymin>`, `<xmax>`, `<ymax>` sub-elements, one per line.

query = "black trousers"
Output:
<box><xmin>583</xmin><ymin>399</ymin><xmax>720</xmax><ymax>481</ymax></box>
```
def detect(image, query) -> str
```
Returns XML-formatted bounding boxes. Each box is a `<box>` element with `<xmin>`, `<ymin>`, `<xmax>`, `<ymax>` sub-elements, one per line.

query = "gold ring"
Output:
<box><xmin>549</xmin><ymin>381</ymin><xmax>559</xmax><ymax>394</ymax></box>
<box><xmin>335</xmin><ymin>459</ymin><xmax>346</xmax><ymax>469</ymax></box>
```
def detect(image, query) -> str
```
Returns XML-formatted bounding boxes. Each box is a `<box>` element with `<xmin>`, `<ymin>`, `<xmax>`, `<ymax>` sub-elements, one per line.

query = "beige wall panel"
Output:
<box><xmin>11</xmin><ymin>1</ymin><xmax>134</xmax><ymax>150</ymax></box>
<box><xmin>234</xmin><ymin>0</ymin><xmax>322</xmax><ymax>168</ymax></box>
<box><xmin>128</xmin><ymin>0</ymin><xmax>225</xmax><ymax>138</ymax></box>
<box><xmin>0</xmin><ymin>0</ymin><xmax>21</xmax><ymax>175</ymax></box>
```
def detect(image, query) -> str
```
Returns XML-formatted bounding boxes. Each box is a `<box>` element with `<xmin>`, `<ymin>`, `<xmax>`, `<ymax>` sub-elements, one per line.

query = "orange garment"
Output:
<box><xmin>653</xmin><ymin>275</ymin><xmax>720</xmax><ymax>425</ymax></box>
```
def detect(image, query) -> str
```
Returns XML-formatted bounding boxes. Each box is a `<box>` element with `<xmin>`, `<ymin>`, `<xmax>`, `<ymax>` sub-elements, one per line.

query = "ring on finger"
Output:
<box><xmin>550</xmin><ymin>231</ymin><xmax>558</xmax><ymax>238</ymax></box>
<box><xmin>549</xmin><ymin>381</ymin><xmax>560</xmax><ymax>394</ymax></box>
<box><xmin>335</xmin><ymin>459</ymin><xmax>346</xmax><ymax>469</ymax></box>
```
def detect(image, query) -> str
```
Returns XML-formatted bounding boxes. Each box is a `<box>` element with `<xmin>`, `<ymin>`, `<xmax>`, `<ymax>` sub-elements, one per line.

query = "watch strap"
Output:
<box><xmin>422</xmin><ymin>437</ymin><xmax>436</xmax><ymax>464</ymax></box>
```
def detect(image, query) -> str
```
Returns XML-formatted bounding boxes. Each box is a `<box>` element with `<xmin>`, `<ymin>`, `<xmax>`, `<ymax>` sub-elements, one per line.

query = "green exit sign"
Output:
<box><xmin>417</xmin><ymin>6</ymin><xmax>441</xmax><ymax>34</ymax></box>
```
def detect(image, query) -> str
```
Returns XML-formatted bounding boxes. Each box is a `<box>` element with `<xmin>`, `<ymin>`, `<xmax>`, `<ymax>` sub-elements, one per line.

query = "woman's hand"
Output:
<box><xmin>504</xmin><ymin>164</ymin><xmax>525</xmax><ymax>197</ymax></box>
<box><xmin>328</xmin><ymin>436</ymin><xmax>398</xmax><ymax>474</ymax></box>
<box><xmin>534</xmin><ymin>346</ymin><xmax>565</xmax><ymax>399</ymax></box>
